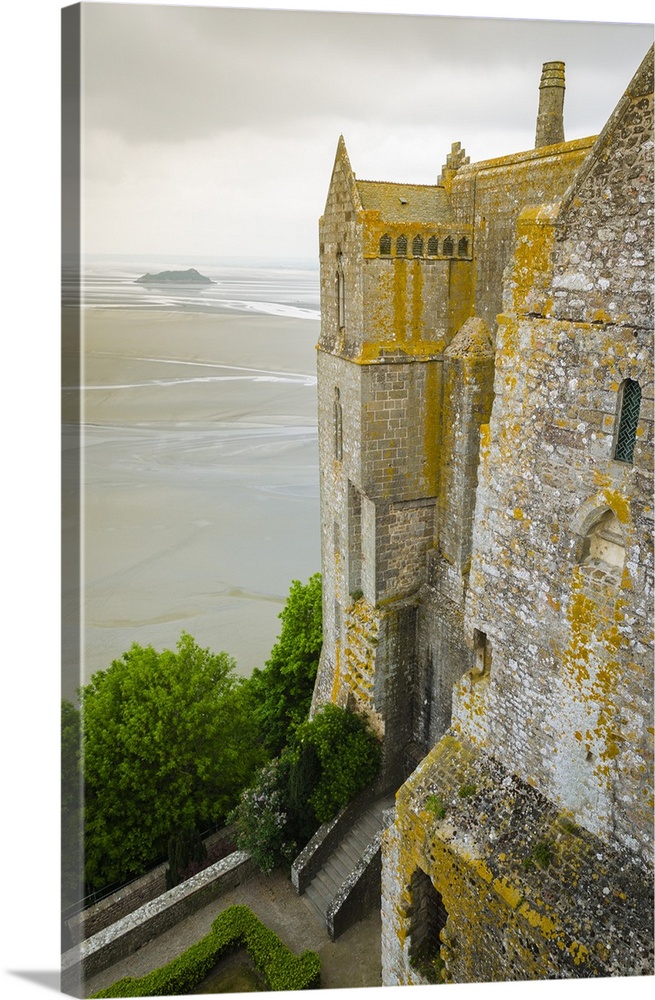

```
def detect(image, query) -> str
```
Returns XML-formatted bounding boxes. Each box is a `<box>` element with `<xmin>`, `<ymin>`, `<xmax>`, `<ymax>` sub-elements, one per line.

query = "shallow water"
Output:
<box><xmin>64</xmin><ymin>258</ymin><xmax>322</xmax><ymax>697</ymax></box>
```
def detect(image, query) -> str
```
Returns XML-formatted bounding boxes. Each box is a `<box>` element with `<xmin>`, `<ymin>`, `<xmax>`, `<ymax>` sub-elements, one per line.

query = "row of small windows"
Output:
<box><xmin>379</xmin><ymin>234</ymin><xmax>469</xmax><ymax>258</ymax></box>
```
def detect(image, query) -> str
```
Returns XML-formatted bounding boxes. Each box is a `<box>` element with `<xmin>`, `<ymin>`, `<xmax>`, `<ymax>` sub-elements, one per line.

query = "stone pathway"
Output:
<box><xmin>83</xmin><ymin>868</ymin><xmax>382</xmax><ymax>996</ymax></box>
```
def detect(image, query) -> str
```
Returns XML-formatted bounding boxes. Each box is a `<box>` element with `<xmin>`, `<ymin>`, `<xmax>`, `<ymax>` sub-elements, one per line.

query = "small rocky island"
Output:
<box><xmin>135</xmin><ymin>268</ymin><xmax>214</xmax><ymax>284</ymax></box>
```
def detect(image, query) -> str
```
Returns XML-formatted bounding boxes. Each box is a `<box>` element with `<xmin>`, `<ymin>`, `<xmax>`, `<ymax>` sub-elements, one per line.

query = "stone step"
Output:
<box><xmin>305</xmin><ymin>882</ymin><xmax>328</xmax><ymax>920</ymax></box>
<box><xmin>322</xmin><ymin>859</ymin><xmax>346</xmax><ymax>890</ymax></box>
<box><xmin>315</xmin><ymin>866</ymin><xmax>341</xmax><ymax>899</ymax></box>
<box><xmin>346</xmin><ymin>818</ymin><xmax>379</xmax><ymax>849</ymax></box>
<box><xmin>338</xmin><ymin>836</ymin><xmax>364</xmax><ymax>870</ymax></box>
<box><xmin>311</xmin><ymin>872</ymin><xmax>335</xmax><ymax>909</ymax></box>
<box><xmin>325</xmin><ymin>852</ymin><xmax>351</xmax><ymax>884</ymax></box>
<box><xmin>357</xmin><ymin>813</ymin><xmax>382</xmax><ymax>840</ymax></box>
<box><xmin>303</xmin><ymin>794</ymin><xmax>396</xmax><ymax>930</ymax></box>
<box><xmin>346</xmin><ymin>828</ymin><xmax>374</xmax><ymax>858</ymax></box>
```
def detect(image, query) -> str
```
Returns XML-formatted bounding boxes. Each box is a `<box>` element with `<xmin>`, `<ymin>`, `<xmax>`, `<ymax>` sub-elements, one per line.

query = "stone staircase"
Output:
<box><xmin>304</xmin><ymin>794</ymin><xmax>395</xmax><ymax>926</ymax></box>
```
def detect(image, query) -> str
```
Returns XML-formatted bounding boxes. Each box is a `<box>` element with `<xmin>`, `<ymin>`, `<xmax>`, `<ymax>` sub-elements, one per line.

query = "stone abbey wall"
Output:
<box><xmin>462</xmin><ymin>47</ymin><xmax>654</xmax><ymax>860</ymax></box>
<box><xmin>314</xmin><ymin>46</ymin><xmax>654</xmax><ymax>984</ymax></box>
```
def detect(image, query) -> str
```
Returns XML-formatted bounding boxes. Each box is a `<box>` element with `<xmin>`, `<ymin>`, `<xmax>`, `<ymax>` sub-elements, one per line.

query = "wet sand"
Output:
<box><xmin>63</xmin><ymin>307</ymin><xmax>320</xmax><ymax>698</ymax></box>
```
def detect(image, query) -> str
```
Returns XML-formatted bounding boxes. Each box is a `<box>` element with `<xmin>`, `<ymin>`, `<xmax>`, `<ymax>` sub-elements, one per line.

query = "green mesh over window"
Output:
<box><xmin>396</xmin><ymin>234</ymin><xmax>408</xmax><ymax>256</ymax></box>
<box><xmin>412</xmin><ymin>235</ymin><xmax>424</xmax><ymax>257</ymax></box>
<box><xmin>614</xmin><ymin>379</ymin><xmax>641</xmax><ymax>464</ymax></box>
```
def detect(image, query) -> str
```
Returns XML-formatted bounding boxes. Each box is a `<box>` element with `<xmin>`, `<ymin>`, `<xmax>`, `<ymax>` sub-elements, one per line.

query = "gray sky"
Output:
<box><xmin>80</xmin><ymin>2</ymin><xmax>653</xmax><ymax>258</ymax></box>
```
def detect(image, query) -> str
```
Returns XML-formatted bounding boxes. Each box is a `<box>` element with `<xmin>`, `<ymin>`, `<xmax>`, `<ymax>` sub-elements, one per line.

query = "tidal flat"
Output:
<box><xmin>62</xmin><ymin>306</ymin><xmax>320</xmax><ymax>697</ymax></box>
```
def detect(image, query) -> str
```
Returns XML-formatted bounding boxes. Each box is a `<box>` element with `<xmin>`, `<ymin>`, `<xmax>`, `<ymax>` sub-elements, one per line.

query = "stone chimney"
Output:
<box><xmin>535</xmin><ymin>61</ymin><xmax>565</xmax><ymax>148</ymax></box>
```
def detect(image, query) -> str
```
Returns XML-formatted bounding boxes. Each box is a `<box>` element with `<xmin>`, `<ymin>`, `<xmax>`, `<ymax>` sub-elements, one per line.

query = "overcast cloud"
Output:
<box><xmin>79</xmin><ymin>4</ymin><xmax>653</xmax><ymax>258</ymax></box>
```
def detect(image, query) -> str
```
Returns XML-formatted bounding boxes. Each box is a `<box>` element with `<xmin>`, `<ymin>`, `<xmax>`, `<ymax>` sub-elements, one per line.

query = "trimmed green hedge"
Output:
<box><xmin>90</xmin><ymin>904</ymin><xmax>321</xmax><ymax>996</ymax></box>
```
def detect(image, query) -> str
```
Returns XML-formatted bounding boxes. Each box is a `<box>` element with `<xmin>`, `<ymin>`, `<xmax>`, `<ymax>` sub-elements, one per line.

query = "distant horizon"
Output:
<box><xmin>82</xmin><ymin>252</ymin><xmax>320</xmax><ymax>264</ymax></box>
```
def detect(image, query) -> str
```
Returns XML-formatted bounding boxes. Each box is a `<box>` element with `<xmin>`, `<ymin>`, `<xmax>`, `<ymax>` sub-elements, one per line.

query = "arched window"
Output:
<box><xmin>396</xmin><ymin>235</ymin><xmax>408</xmax><ymax>256</ymax></box>
<box><xmin>613</xmin><ymin>378</ymin><xmax>641</xmax><ymax>464</ymax></box>
<box><xmin>427</xmin><ymin>236</ymin><xmax>439</xmax><ymax>256</ymax></box>
<box><xmin>336</xmin><ymin>254</ymin><xmax>345</xmax><ymax>330</ymax></box>
<box><xmin>334</xmin><ymin>387</ymin><xmax>343</xmax><ymax>461</ymax></box>
<box><xmin>379</xmin><ymin>234</ymin><xmax>392</xmax><ymax>256</ymax></box>
<box><xmin>458</xmin><ymin>237</ymin><xmax>469</xmax><ymax>257</ymax></box>
<box><xmin>442</xmin><ymin>236</ymin><xmax>454</xmax><ymax>256</ymax></box>
<box><xmin>412</xmin><ymin>235</ymin><xmax>424</xmax><ymax>257</ymax></box>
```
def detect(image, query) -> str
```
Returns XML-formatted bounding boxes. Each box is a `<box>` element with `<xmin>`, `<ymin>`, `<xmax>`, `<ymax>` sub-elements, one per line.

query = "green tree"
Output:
<box><xmin>81</xmin><ymin>632</ymin><xmax>265</xmax><ymax>890</ymax></box>
<box><xmin>248</xmin><ymin>573</ymin><xmax>322</xmax><ymax>756</ymax></box>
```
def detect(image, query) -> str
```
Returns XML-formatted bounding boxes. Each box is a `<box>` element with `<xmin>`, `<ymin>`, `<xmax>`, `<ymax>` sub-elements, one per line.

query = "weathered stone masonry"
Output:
<box><xmin>313</xmin><ymin>46</ymin><xmax>654</xmax><ymax>983</ymax></box>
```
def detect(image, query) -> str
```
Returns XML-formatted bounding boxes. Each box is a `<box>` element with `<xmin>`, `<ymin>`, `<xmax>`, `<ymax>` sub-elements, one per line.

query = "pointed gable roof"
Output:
<box><xmin>323</xmin><ymin>135</ymin><xmax>362</xmax><ymax>215</ymax></box>
<box><xmin>559</xmin><ymin>44</ymin><xmax>654</xmax><ymax>214</ymax></box>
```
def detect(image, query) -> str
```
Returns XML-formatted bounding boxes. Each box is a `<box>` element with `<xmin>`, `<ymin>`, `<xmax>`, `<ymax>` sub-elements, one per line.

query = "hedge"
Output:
<box><xmin>90</xmin><ymin>904</ymin><xmax>321</xmax><ymax>996</ymax></box>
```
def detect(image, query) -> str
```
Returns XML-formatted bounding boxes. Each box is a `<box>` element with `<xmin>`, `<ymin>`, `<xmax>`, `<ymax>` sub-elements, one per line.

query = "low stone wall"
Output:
<box><xmin>61</xmin><ymin>850</ymin><xmax>256</xmax><ymax>996</ymax></box>
<box><xmin>66</xmin><ymin>827</ymin><xmax>236</xmax><ymax>945</ymax></box>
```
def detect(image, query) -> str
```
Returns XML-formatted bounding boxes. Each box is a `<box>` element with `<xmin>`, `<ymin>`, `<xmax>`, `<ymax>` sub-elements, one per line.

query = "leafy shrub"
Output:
<box><xmin>228</xmin><ymin>757</ymin><xmax>299</xmax><ymax>875</ymax></box>
<box><xmin>532</xmin><ymin>840</ymin><xmax>553</xmax><ymax>869</ymax></box>
<box><xmin>410</xmin><ymin>938</ymin><xmax>446</xmax><ymax>984</ymax></box>
<box><xmin>90</xmin><ymin>904</ymin><xmax>320</xmax><ymax>997</ymax></box>
<box><xmin>287</xmin><ymin>739</ymin><xmax>321</xmax><ymax>843</ymax></box>
<box><xmin>291</xmin><ymin>703</ymin><xmax>381</xmax><ymax>824</ymax></box>
<box><xmin>522</xmin><ymin>839</ymin><xmax>554</xmax><ymax>871</ymax></box>
<box><xmin>231</xmin><ymin>704</ymin><xmax>381</xmax><ymax>873</ymax></box>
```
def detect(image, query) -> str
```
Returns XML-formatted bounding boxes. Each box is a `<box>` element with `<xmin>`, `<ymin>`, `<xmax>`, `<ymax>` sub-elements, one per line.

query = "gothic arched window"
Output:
<box><xmin>396</xmin><ymin>235</ymin><xmax>408</xmax><ymax>256</ymax></box>
<box><xmin>379</xmin><ymin>234</ymin><xmax>392</xmax><ymax>255</ymax></box>
<box><xmin>613</xmin><ymin>378</ymin><xmax>641</xmax><ymax>464</ymax></box>
<box><xmin>443</xmin><ymin>236</ymin><xmax>454</xmax><ymax>256</ymax></box>
<box><xmin>458</xmin><ymin>237</ymin><xmax>469</xmax><ymax>257</ymax></box>
<box><xmin>336</xmin><ymin>254</ymin><xmax>345</xmax><ymax>330</ymax></box>
<box><xmin>334</xmin><ymin>387</ymin><xmax>343</xmax><ymax>461</ymax></box>
<box><xmin>427</xmin><ymin>236</ymin><xmax>439</xmax><ymax>256</ymax></box>
<box><xmin>412</xmin><ymin>235</ymin><xmax>424</xmax><ymax>257</ymax></box>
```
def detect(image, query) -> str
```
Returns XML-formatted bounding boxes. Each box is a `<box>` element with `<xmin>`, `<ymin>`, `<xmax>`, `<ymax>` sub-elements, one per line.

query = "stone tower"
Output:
<box><xmin>313</xmin><ymin>135</ymin><xmax>471</xmax><ymax>784</ymax></box>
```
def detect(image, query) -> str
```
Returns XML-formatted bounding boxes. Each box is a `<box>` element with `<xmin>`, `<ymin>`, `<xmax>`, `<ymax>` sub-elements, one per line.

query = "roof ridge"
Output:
<box><xmin>356</xmin><ymin>179</ymin><xmax>444</xmax><ymax>190</ymax></box>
